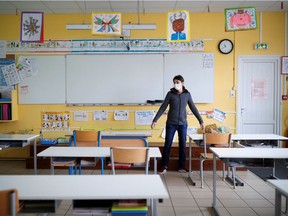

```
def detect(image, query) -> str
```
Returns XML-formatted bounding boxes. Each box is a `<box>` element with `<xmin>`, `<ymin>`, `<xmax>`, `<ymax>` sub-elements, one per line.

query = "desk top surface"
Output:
<box><xmin>37</xmin><ymin>146</ymin><xmax>161</xmax><ymax>158</ymax></box>
<box><xmin>210</xmin><ymin>147</ymin><xmax>288</xmax><ymax>159</ymax></box>
<box><xmin>0</xmin><ymin>134</ymin><xmax>39</xmax><ymax>141</ymax></box>
<box><xmin>0</xmin><ymin>175</ymin><xmax>169</xmax><ymax>200</ymax></box>
<box><xmin>187</xmin><ymin>133</ymin><xmax>288</xmax><ymax>141</ymax></box>
<box><xmin>101</xmin><ymin>131</ymin><xmax>152</xmax><ymax>137</ymax></box>
<box><xmin>267</xmin><ymin>180</ymin><xmax>288</xmax><ymax>196</ymax></box>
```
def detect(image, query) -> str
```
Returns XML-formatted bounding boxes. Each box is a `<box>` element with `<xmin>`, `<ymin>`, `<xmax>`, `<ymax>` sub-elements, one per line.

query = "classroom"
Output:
<box><xmin>0</xmin><ymin>1</ymin><xmax>288</xmax><ymax>216</ymax></box>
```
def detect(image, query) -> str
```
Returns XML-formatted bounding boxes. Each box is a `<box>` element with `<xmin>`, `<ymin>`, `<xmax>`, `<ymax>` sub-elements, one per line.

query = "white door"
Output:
<box><xmin>237</xmin><ymin>56</ymin><xmax>281</xmax><ymax>134</ymax></box>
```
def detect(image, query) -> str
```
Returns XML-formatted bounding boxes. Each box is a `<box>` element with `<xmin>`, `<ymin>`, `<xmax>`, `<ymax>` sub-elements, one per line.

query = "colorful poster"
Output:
<box><xmin>225</xmin><ymin>7</ymin><xmax>257</xmax><ymax>31</ymax></box>
<box><xmin>213</xmin><ymin>108</ymin><xmax>226</xmax><ymax>123</ymax></box>
<box><xmin>167</xmin><ymin>10</ymin><xmax>190</xmax><ymax>42</ymax></box>
<box><xmin>41</xmin><ymin>111</ymin><xmax>70</xmax><ymax>131</ymax></box>
<box><xmin>21</xmin><ymin>12</ymin><xmax>44</xmax><ymax>42</ymax></box>
<box><xmin>91</xmin><ymin>12</ymin><xmax>121</xmax><ymax>35</ymax></box>
<box><xmin>17</xmin><ymin>56</ymin><xmax>38</xmax><ymax>80</ymax></box>
<box><xmin>2</xmin><ymin>63</ymin><xmax>21</xmax><ymax>86</ymax></box>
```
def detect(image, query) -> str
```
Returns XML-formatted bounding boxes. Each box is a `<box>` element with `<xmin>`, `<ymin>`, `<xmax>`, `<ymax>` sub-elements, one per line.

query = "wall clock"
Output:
<box><xmin>218</xmin><ymin>39</ymin><xmax>234</xmax><ymax>54</ymax></box>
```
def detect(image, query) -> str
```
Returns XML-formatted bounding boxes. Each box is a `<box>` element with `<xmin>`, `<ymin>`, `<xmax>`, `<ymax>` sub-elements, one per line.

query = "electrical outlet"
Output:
<box><xmin>230</xmin><ymin>90</ymin><xmax>235</xmax><ymax>97</ymax></box>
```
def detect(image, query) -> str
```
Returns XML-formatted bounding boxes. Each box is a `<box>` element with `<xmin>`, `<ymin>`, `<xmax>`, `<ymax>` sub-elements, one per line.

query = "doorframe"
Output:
<box><xmin>237</xmin><ymin>55</ymin><xmax>282</xmax><ymax>134</ymax></box>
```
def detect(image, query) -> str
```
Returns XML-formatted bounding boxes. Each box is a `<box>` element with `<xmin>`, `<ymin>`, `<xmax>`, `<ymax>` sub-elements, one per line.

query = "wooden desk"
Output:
<box><xmin>0</xmin><ymin>175</ymin><xmax>169</xmax><ymax>216</ymax></box>
<box><xmin>267</xmin><ymin>179</ymin><xmax>288</xmax><ymax>216</ymax></box>
<box><xmin>0</xmin><ymin>134</ymin><xmax>39</xmax><ymax>175</ymax></box>
<box><xmin>37</xmin><ymin>146</ymin><xmax>162</xmax><ymax>174</ymax></box>
<box><xmin>210</xmin><ymin>148</ymin><xmax>288</xmax><ymax>216</ymax></box>
<box><xmin>187</xmin><ymin>133</ymin><xmax>288</xmax><ymax>185</ymax></box>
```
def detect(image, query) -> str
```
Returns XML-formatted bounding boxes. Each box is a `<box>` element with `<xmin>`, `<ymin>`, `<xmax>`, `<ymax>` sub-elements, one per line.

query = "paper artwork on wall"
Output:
<box><xmin>213</xmin><ymin>108</ymin><xmax>226</xmax><ymax>123</ymax></box>
<box><xmin>17</xmin><ymin>56</ymin><xmax>38</xmax><ymax>81</ymax></box>
<box><xmin>94</xmin><ymin>110</ymin><xmax>108</xmax><ymax>121</ymax></box>
<box><xmin>41</xmin><ymin>111</ymin><xmax>70</xmax><ymax>131</ymax></box>
<box><xmin>114</xmin><ymin>110</ymin><xmax>129</xmax><ymax>121</ymax></box>
<box><xmin>225</xmin><ymin>7</ymin><xmax>257</xmax><ymax>31</ymax></box>
<box><xmin>91</xmin><ymin>12</ymin><xmax>121</xmax><ymax>35</ymax></box>
<box><xmin>21</xmin><ymin>12</ymin><xmax>44</xmax><ymax>42</ymax></box>
<box><xmin>74</xmin><ymin>111</ymin><xmax>88</xmax><ymax>122</ymax></box>
<box><xmin>135</xmin><ymin>111</ymin><xmax>155</xmax><ymax>125</ymax></box>
<box><xmin>2</xmin><ymin>63</ymin><xmax>21</xmax><ymax>86</ymax></box>
<box><xmin>167</xmin><ymin>10</ymin><xmax>190</xmax><ymax>42</ymax></box>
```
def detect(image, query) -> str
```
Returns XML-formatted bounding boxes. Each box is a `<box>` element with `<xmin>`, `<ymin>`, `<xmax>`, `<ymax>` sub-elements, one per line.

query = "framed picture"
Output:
<box><xmin>91</xmin><ymin>12</ymin><xmax>121</xmax><ymax>35</ymax></box>
<box><xmin>21</xmin><ymin>12</ymin><xmax>44</xmax><ymax>42</ymax></box>
<box><xmin>225</xmin><ymin>7</ymin><xmax>257</xmax><ymax>31</ymax></box>
<box><xmin>281</xmin><ymin>56</ymin><xmax>288</xmax><ymax>74</ymax></box>
<box><xmin>167</xmin><ymin>10</ymin><xmax>190</xmax><ymax>42</ymax></box>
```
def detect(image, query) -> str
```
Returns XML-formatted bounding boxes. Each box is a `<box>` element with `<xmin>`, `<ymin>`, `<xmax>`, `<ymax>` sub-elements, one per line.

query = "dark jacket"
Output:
<box><xmin>153</xmin><ymin>87</ymin><xmax>203</xmax><ymax>125</ymax></box>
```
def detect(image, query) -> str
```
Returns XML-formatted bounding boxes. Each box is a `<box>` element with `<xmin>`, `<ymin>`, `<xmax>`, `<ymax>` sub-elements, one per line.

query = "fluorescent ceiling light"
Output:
<box><xmin>66</xmin><ymin>24</ymin><xmax>91</xmax><ymax>30</ymax></box>
<box><xmin>122</xmin><ymin>24</ymin><xmax>156</xmax><ymax>30</ymax></box>
<box><xmin>66</xmin><ymin>23</ymin><xmax>156</xmax><ymax>30</ymax></box>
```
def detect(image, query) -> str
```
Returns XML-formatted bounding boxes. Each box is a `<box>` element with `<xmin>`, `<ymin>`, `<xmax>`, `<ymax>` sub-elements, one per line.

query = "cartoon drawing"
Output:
<box><xmin>92</xmin><ymin>13</ymin><xmax>121</xmax><ymax>35</ymax></box>
<box><xmin>225</xmin><ymin>7</ymin><xmax>257</xmax><ymax>31</ymax></box>
<box><xmin>167</xmin><ymin>10</ymin><xmax>190</xmax><ymax>42</ymax></box>
<box><xmin>21</xmin><ymin>12</ymin><xmax>43</xmax><ymax>42</ymax></box>
<box><xmin>170</xmin><ymin>12</ymin><xmax>187</xmax><ymax>40</ymax></box>
<box><xmin>229</xmin><ymin>10</ymin><xmax>252</xmax><ymax>28</ymax></box>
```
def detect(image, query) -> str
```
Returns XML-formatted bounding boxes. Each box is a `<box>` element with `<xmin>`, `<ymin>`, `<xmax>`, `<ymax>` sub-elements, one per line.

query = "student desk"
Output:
<box><xmin>0</xmin><ymin>134</ymin><xmax>39</xmax><ymax>175</ymax></box>
<box><xmin>187</xmin><ymin>133</ymin><xmax>288</xmax><ymax>185</ymax></box>
<box><xmin>210</xmin><ymin>148</ymin><xmax>288</xmax><ymax>216</ymax></box>
<box><xmin>37</xmin><ymin>146</ymin><xmax>162</xmax><ymax>174</ymax></box>
<box><xmin>267</xmin><ymin>179</ymin><xmax>288</xmax><ymax>216</ymax></box>
<box><xmin>0</xmin><ymin>174</ymin><xmax>169</xmax><ymax>216</ymax></box>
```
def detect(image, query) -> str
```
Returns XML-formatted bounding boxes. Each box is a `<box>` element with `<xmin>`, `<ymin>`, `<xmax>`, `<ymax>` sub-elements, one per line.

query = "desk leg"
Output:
<box><xmin>154</xmin><ymin>158</ymin><xmax>157</xmax><ymax>174</ymax></box>
<box><xmin>188</xmin><ymin>137</ymin><xmax>196</xmax><ymax>186</ymax></box>
<box><xmin>151</xmin><ymin>198</ymin><xmax>157</xmax><ymax>216</ymax></box>
<box><xmin>34</xmin><ymin>139</ymin><xmax>37</xmax><ymax>175</ymax></box>
<box><xmin>275</xmin><ymin>189</ymin><xmax>282</xmax><ymax>216</ymax></box>
<box><xmin>212</xmin><ymin>154</ymin><xmax>221</xmax><ymax>216</ymax></box>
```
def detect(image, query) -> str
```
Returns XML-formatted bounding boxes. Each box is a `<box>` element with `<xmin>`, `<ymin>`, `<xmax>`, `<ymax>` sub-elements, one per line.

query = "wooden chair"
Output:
<box><xmin>200</xmin><ymin>133</ymin><xmax>232</xmax><ymax>188</ymax></box>
<box><xmin>72</xmin><ymin>130</ymin><xmax>101</xmax><ymax>174</ymax></box>
<box><xmin>0</xmin><ymin>189</ymin><xmax>20</xmax><ymax>216</ymax></box>
<box><xmin>100</xmin><ymin>135</ymin><xmax>148</xmax><ymax>173</ymax></box>
<box><xmin>110</xmin><ymin>147</ymin><xmax>150</xmax><ymax>175</ymax></box>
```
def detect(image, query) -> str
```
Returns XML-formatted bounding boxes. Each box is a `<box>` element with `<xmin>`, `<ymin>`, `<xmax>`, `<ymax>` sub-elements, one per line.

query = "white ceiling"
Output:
<box><xmin>0</xmin><ymin>0</ymin><xmax>287</xmax><ymax>14</ymax></box>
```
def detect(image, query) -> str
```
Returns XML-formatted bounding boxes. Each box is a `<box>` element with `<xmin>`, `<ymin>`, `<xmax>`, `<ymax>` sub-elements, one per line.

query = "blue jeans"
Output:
<box><xmin>162</xmin><ymin>124</ymin><xmax>187</xmax><ymax>169</ymax></box>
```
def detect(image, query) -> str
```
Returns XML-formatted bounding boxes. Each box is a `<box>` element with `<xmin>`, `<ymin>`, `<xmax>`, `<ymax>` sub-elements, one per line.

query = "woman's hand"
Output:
<box><xmin>151</xmin><ymin>122</ymin><xmax>156</xmax><ymax>129</ymax></box>
<box><xmin>200</xmin><ymin>123</ymin><xmax>204</xmax><ymax>130</ymax></box>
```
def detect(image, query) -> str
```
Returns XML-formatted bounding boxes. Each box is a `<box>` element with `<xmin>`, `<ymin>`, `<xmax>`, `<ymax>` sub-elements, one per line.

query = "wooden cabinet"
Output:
<box><xmin>0</xmin><ymin>90</ymin><xmax>18</xmax><ymax>122</ymax></box>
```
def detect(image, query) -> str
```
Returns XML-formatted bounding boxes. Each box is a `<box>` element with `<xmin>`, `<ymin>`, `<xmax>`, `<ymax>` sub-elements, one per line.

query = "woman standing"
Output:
<box><xmin>151</xmin><ymin>75</ymin><xmax>204</xmax><ymax>174</ymax></box>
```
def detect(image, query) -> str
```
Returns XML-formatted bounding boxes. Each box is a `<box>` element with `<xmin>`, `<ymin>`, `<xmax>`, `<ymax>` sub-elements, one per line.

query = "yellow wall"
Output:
<box><xmin>0</xmin><ymin>12</ymin><xmax>287</xmax><ymax>143</ymax></box>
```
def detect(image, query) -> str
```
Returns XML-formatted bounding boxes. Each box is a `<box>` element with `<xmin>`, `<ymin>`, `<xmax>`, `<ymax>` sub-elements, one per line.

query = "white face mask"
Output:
<box><xmin>174</xmin><ymin>83</ymin><xmax>182</xmax><ymax>91</ymax></box>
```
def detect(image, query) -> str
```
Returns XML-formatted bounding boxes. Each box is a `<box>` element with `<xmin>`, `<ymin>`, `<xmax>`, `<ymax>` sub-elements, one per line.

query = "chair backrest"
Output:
<box><xmin>203</xmin><ymin>133</ymin><xmax>232</xmax><ymax>156</ymax></box>
<box><xmin>110</xmin><ymin>147</ymin><xmax>149</xmax><ymax>175</ymax></box>
<box><xmin>100</xmin><ymin>138</ymin><xmax>147</xmax><ymax>147</ymax></box>
<box><xmin>0</xmin><ymin>189</ymin><xmax>19</xmax><ymax>216</ymax></box>
<box><xmin>72</xmin><ymin>130</ymin><xmax>100</xmax><ymax>147</ymax></box>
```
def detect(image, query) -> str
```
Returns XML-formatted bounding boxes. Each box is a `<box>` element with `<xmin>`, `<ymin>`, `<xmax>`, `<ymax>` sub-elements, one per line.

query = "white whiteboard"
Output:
<box><xmin>164</xmin><ymin>53</ymin><xmax>214</xmax><ymax>103</ymax></box>
<box><xmin>17</xmin><ymin>53</ymin><xmax>214</xmax><ymax>104</ymax></box>
<box><xmin>18</xmin><ymin>56</ymin><xmax>66</xmax><ymax>104</ymax></box>
<box><xmin>66</xmin><ymin>54</ymin><xmax>164</xmax><ymax>104</ymax></box>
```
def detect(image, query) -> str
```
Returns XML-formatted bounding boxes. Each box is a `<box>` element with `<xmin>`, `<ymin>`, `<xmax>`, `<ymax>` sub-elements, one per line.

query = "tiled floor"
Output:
<box><xmin>0</xmin><ymin>160</ymin><xmax>287</xmax><ymax>216</ymax></box>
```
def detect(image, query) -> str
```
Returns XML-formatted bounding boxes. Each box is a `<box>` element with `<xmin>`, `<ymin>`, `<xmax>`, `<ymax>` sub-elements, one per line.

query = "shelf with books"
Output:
<box><xmin>0</xmin><ymin>90</ymin><xmax>18</xmax><ymax>122</ymax></box>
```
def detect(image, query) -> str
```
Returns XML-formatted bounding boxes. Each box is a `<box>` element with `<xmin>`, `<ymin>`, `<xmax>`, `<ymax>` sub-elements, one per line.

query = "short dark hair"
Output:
<box><xmin>173</xmin><ymin>75</ymin><xmax>184</xmax><ymax>82</ymax></box>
